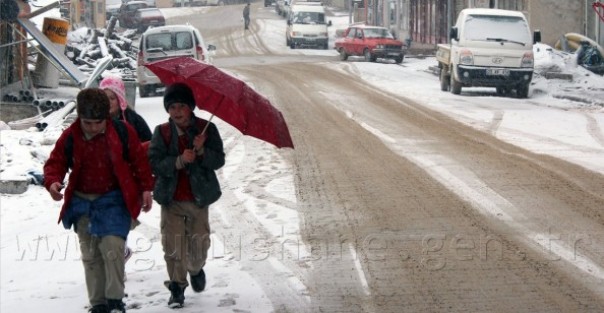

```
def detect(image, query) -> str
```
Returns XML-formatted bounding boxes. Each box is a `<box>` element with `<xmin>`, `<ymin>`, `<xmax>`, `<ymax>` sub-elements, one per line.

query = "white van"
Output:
<box><xmin>137</xmin><ymin>24</ymin><xmax>216</xmax><ymax>97</ymax></box>
<box><xmin>286</xmin><ymin>3</ymin><xmax>331</xmax><ymax>49</ymax></box>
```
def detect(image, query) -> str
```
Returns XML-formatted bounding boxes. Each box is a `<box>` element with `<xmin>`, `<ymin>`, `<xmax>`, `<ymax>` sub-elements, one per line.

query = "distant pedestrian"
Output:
<box><xmin>43</xmin><ymin>88</ymin><xmax>155</xmax><ymax>313</ymax></box>
<box><xmin>148</xmin><ymin>83</ymin><xmax>225</xmax><ymax>308</ymax></box>
<box><xmin>243</xmin><ymin>2</ymin><xmax>250</xmax><ymax>30</ymax></box>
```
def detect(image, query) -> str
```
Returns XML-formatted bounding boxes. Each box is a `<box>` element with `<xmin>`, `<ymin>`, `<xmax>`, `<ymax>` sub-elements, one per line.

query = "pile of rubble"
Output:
<box><xmin>65</xmin><ymin>17</ymin><xmax>138</xmax><ymax>77</ymax></box>
<box><xmin>3</xmin><ymin>18</ymin><xmax>140</xmax><ymax>131</ymax></box>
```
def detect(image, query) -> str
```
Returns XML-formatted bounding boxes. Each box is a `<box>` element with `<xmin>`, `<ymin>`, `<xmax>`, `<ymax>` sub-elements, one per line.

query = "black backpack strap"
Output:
<box><xmin>64</xmin><ymin>133</ymin><xmax>74</xmax><ymax>169</ymax></box>
<box><xmin>112</xmin><ymin>119</ymin><xmax>129</xmax><ymax>162</ymax></box>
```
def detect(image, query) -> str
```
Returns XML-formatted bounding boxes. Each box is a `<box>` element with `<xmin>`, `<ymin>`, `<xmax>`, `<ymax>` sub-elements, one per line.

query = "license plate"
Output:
<box><xmin>388</xmin><ymin>52</ymin><xmax>400</xmax><ymax>56</ymax></box>
<box><xmin>486</xmin><ymin>68</ymin><xmax>510</xmax><ymax>76</ymax></box>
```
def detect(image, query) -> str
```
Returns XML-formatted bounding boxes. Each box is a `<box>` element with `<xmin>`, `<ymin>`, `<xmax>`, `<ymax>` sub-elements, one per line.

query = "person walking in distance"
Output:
<box><xmin>148</xmin><ymin>83</ymin><xmax>225</xmax><ymax>308</ymax></box>
<box><xmin>43</xmin><ymin>88</ymin><xmax>154</xmax><ymax>313</ymax></box>
<box><xmin>243</xmin><ymin>2</ymin><xmax>251</xmax><ymax>30</ymax></box>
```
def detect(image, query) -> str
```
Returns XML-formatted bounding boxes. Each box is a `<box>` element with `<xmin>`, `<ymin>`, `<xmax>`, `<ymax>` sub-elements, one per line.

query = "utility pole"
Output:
<box><xmin>349</xmin><ymin>0</ymin><xmax>353</xmax><ymax>24</ymax></box>
<box><xmin>384</xmin><ymin>0</ymin><xmax>390</xmax><ymax>29</ymax></box>
<box><xmin>447</xmin><ymin>0</ymin><xmax>452</xmax><ymax>43</ymax></box>
<box><xmin>83</xmin><ymin>0</ymin><xmax>93</xmax><ymax>28</ymax></box>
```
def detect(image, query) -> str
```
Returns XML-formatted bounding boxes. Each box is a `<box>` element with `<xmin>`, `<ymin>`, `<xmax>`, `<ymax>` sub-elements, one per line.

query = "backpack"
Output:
<box><xmin>64</xmin><ymin>119</ymin><xmax>129</xmax><ymax>168</ymax></box>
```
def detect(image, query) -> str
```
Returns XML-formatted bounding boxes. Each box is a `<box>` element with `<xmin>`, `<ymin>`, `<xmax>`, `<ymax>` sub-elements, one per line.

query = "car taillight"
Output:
<box><xmin>196</xmin><ymin>46</ymin><xmax>205</xmax><ymax>61</ymax></box>
<box><xmin>137</xmin><ymin>51</ymin><xmax>143</xmax><ymax>66</ymax></box>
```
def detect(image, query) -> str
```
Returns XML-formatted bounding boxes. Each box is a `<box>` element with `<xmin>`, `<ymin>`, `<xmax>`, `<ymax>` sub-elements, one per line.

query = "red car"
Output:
<box><xmin>133</xmin><ymin>8</ymin><xmax>165</xmax><ymax>33</ymax></box>
<box><xmin>117</xmin><ymin>1</ymin><xmax>149</xmax><ymax>29</ymax></box>
<box><xmin>335</xmin><ymin>25</ymin><xmax>406</xmax><ymax>64</ymax></box>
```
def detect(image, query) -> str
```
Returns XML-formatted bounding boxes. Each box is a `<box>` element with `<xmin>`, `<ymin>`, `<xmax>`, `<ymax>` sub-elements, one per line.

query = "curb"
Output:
<box><xmin>0</xmin><ymin>179</ymin><xmax>29</xmax><ymax>194</ymax></box>
<box><xmin>552</xmin><ymin>93</ymin><xmax>604</xmax><ymax>107</ymax></box>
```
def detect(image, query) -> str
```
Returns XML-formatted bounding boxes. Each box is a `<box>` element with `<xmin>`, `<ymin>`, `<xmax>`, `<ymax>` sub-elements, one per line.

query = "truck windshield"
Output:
<box><xmin>463</xmin><ymin>15</ymin><xmax>531</xmax><ymax>44</ymax></box>
<box><xmin>293</xmin><ymin>12</ymin><xmax>326</xmax><ymax>24</ymax></box>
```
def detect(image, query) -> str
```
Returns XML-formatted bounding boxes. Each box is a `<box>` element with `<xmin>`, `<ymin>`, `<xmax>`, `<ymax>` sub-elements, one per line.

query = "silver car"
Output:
<box><xmin>136</xmin><ymin>24</ymin><xmax>216</xmax><ymax>97</ymax></box>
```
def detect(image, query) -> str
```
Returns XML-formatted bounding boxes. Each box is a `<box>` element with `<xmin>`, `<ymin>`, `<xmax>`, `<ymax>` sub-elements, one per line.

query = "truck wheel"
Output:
<box><xmin>440</xmin><ymin>69</ymin><xmax>450</xmax><ymax>91</ymax></box>
<box><xmin>516</xmin><ymin>84</ymin><xmax>529</xmax><ymax>98</ymax></box>
<box><xmin>290</xmin><ymin>42</ymin><xmax>295</xmax><ymax>49</ymax></box>
<box><xmin>496</xmin><ymin>86</ymin><xmax>509</xmax><ymax>96</ymax></box>
<box><xmin>450</xmin><ymin>75</ymin><xmax>462</xmax><ymax>95</ymax></box>
<box><xmin>364</xmin><ymin>49</ymin><xmax>375</xmax><ymax>62</ymax></box>
<box><xmin>394</xmin><ymin>56</ymin><xmax>403</xmax><ymax>64</ymax></box>
<box><xmin>339</xmin><ymin>49</ymin><xmax>348</xmax><ymax>61</ymax></box>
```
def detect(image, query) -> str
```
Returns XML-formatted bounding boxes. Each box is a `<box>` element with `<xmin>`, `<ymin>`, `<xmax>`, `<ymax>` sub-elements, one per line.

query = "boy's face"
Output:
<box><xmin>168</xmin><ymin>102</ymin><xmax>193</xmax><ymax>128</ymax></box>
<box><xmin>80</xmin><ymin>119</ymin><xmax>107</xmax><ymax>137</ymax></box>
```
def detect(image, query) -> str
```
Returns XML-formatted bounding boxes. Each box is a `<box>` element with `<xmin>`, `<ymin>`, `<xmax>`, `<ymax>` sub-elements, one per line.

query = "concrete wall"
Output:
<box><xmin>527</xmin><ymin>0</ymin><xmax>583</xmax><ymax>46</ymax></box>
<box><xmin>156</xmin><ymin>0</ymin><xmax>173</xmax><ymax>8</ymax></box>
<box><xmin>0</xmin><ymin>104</ymin><xmax>39</xmax><ymax>123</ymax></box>
<box><xmin>70</xmin><ymin>0</ymin><xmax>106</xmax><ymax>29</ymax></box>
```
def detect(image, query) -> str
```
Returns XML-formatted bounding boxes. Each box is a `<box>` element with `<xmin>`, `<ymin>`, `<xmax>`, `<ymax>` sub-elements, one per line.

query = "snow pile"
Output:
<box><xmin>533</xmin><ymin>43</ymin><xmax>575</xmax><ymax>74</ymax></box>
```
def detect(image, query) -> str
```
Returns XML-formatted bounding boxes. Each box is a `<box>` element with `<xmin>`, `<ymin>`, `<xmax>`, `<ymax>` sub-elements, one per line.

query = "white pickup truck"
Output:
<box><xmin>437</xmin><ymin>8</ymin><xmax>541</xmax><ymax>98</ymax></box>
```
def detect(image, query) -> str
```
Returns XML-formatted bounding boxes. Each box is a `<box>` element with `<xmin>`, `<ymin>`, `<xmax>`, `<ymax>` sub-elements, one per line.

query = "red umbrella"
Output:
<box><xmin>145</xmin><ymin>57</ymin><xmax>294</xmax><ymax>149</ymax></box>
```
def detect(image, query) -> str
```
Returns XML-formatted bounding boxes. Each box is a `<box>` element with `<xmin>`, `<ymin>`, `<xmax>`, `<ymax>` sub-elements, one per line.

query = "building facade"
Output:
<box><xmin>339</xmin><ymin>0</ymin><xmax>603</xmax><ymax>50</ymax></box>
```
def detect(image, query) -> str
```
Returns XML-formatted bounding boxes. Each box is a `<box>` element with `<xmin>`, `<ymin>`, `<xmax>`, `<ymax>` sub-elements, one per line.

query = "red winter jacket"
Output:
<box><xmin>44</xmin><ymin>118</ymin><xmax>155</xmax><ymax>223</ymax></box>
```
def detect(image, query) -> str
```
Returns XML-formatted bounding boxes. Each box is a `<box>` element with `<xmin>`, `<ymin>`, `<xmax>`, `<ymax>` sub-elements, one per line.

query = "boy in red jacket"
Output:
<box><xmin>43</xmin><ymin>88</ymin><xmax>154</xmax><ymax>313</ymax></box>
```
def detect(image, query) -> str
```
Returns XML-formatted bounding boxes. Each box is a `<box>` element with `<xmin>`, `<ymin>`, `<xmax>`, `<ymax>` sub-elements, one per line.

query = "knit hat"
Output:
<box><xmin>163</xmin><ymin>83</ymin><xmax>195</xmax><ymax>112</ymax></box>
<box><xmin>99</xmin><ymin>75</ymin><xmax>128</xmax><ymax>112</ymax></box>
<box><xmin>76</xmin><ymin>88</ymin><xmax>110</xmax><ymax>119</ymax></box>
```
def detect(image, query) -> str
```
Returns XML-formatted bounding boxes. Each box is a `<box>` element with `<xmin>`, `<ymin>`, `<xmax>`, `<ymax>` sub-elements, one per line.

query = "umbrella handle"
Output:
<box><xmin>201</xmin><ymin>114</ymin><xmax>214</xmax><ymax>135</ymax></box>
<box><xmin>191</xmin><ymin>114</ymin><xmax>214</xmax><ymax>153</ymax></box>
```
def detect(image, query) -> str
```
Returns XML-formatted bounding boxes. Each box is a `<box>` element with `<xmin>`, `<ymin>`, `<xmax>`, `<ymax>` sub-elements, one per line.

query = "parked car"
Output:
<box><xmin>205</xmin><ymin>0</ymin><xmax>226</xmax><ymax>5</ymax></box>
<box><xmin>117</xmin><ymin>1</ymin><xmax>149</xmax><ymax>28</ymax></box>
<box><xmin>334</xmin><ymin>25</ymin><xmax>406</xmax><ymax>63</ymax></box>
<box><xmin>137</xmin><ymin>24</ymin><xmax>216</xmax><ymax>97</ymax></box>
<box><xmin>133</xmin><ymin>8</ymin><xmax>165</xmax><ymax>33</ymax></box>
<box><xmin>105</xmin><ymin>0</ymin><xmax>123</xmax><ymax>20</ymax></box>
<box><xmin>275</xmin><ymin>0</ymin><xmax>290</xmax><ymax>16</ymax></box>
<box><xmin>437</xmin><ymin>8</ymin><xmax>538</xmax><ymax>97</ymax></box>
<box><xmin>172</xmin><ymin>0</ymin><xmax>203</xmax><ymax>6</ymax></box>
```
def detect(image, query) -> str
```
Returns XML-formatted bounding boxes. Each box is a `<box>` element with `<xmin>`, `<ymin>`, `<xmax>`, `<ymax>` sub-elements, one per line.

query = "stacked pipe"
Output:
<box><xmin>3</xmin><ymin>90</ymin><xmax>35</xmax><ymax>103</ymax></box>
<box><xmin>7</xmin><ymin>110</ymin><xmax>51</xmax><ymax>130</ymax></box>
<box><xmin>36</xmin><ymin>100</ymin><xmax>76</xmax><ymax>131</ymax></box>
<box><xmin>32</xmin><ymin>98</ymin><xmax>72</xmax><ymax>112</ymax></box>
